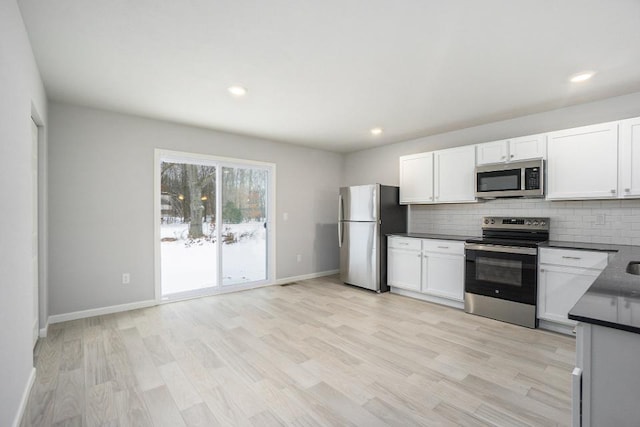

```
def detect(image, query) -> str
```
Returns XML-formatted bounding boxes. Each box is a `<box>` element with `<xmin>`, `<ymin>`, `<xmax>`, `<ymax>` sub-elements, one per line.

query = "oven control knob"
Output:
<box><xmin>540</xmin><ymin>220</ymin><xmax>546</xmax><ymax>226</ymax></box>
<box><xmin>484</xmin><ymin>219</ymin><xmax>489</xmax><ymax>224</ymax></box>
<box><xmin>490</xmin><ymin>219</ymin><xmax>495</xmax><ymax>224</ymax></box>
<box><xmin>526</xmin><ymin>220</ymin><xmax>532</xmax><ymax>225</ymax></box>
<box><xmin>533</xmin><ymin>221</ymin><xmax>539</xmax><ymax>226</ymax></box>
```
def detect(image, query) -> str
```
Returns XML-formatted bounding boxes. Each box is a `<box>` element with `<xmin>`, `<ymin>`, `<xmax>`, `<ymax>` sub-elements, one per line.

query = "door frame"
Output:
<box><xmin>31</xmin><ymin>103</ymin><xmax>47</xmax><ymax>343</ymax></box>
<box><xmin>153</xmin><ymin>149</ymin><xmax>276</xmax><ymax>302</ymax></box>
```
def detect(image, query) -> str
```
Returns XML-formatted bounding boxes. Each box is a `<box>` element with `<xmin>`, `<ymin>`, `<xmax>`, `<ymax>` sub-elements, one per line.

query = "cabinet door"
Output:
<box><xmin>387</xmin><ymin>247</ymin><xmax>422</xmax><ymax>292</ymax></box>
<box><xmin>546</xmin><ymin>122</ymin><xmax>619</xmax><ymax>200</ymax></box>
<box><xmin>619</xmin><ymin>117</ymin><xmax>640</xmax><ymax>198</ymax></box>
<box><xmin>399</xmin><ymin>152</ymin><xmax>433</xmax><ymax>204</ymax></box>
<box><xmin>476</xmin><ymin>140</ymin><xmax>508</xmax><ymax>165</ymax></box>
<box><xmin>434</xmin><ymin>145</ymin><xmax>476</xmax><ymax>203</ymax></box>
<box><xmin>538</xmin><ymin>265</ymin><xmax>601</xmax><ymax>325</ymax></box>
<box><xmin>509</xmin><ymin>134</ymin><xmax>547</xmax><ymax>161</ymax></box>
<box><xmin>422</xmin><ymin>252</ymin><xmax>464</xmax><ymax>301</ymax></box>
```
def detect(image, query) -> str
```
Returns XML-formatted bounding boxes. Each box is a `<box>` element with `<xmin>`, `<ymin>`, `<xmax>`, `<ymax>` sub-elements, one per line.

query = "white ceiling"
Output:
<box><xmin>18</xmin><ymin>0</ymin><xmax>640</xmax><ymax>153</ymax></box>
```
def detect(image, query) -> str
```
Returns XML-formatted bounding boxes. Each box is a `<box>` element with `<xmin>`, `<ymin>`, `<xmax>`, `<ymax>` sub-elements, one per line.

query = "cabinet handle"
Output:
<box><xmin>540</xmin><ymin>268</ymin><xmax>545</xmax><ymax>272</ymax></box>
<box><xmin>510</xmin><ymin>154</ymin><xmax>514</xmax><ymax>158</ymax></box>
<box><xmin>429</xmin><ymin>196</ymin><xmax>433</xmax><ymax>200</ymax></box>
<box><xmin>501</xmin><ymin>155</ymin><xmax>506</xmax><ymax>160</ymax></box>
<box><xmin>437</xmin><ymin>246</ymin><xmax>449</xmax><ymax>249</ymax></box>
<box><xmin>625</xmin><ymin>188</ymin><xmax>631</xmax><ymax>192</ymax></box>
<box><xmin>562</xmin><ymin>256</ymin><xmax>582</xmax><ymax>260</ymax></box>
<box><xmin>398</xmin><ymin>242</ymin><xmax>409</xmax><ymax>246</ymax></box>
<box><xmin>611</xmin><ymin>189</ymin><xmax>616</xmax><ymax>194</ymax></box>
<box><xmin>417</xmin><ymin>254</ymin><xmax>421</xmax><ymax>258</ymax></box>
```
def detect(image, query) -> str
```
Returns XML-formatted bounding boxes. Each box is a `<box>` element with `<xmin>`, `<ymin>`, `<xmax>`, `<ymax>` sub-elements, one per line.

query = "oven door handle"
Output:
<box><xmin>464</xmin><ymin>243</ymin><xmax>537</xmax><ymax>256</ymax></box>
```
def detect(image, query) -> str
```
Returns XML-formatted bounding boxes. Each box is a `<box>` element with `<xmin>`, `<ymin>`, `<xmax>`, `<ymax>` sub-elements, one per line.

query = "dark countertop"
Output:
<box><xmin>560</xmin><ymin>242</ymin><xmax>640</xmax><ymax>334</ymax></box>
<box><xmin>388</xmin><ymin>233</ymin><xmax>474</xmax><ymax>242</ymax></box>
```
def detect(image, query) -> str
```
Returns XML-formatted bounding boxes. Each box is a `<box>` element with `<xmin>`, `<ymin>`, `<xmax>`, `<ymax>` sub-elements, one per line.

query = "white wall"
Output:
<box><xmin>48</xmin><ymin>102</ymin><xmax>342</xmax><ymax>316</ymax></box>
<box><xmin>0</xmin><ymin>0</ymin><xmax>48</xmax><ymax>425</ymax></box>
<box><xmin>344</xmin><ymin>91</ymin><xmax>640</xmax><ymax>186</ymax></box>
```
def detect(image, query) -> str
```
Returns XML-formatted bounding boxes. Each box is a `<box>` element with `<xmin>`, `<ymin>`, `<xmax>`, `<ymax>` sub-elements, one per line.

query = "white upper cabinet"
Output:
<box><xmin>476</xmin><ymin>140</ymin><xmax>508</xmax><ymax>165</ymax></box>
<box><xmin>619</xmin><ymin>117</ymin><xmax>640</xmax><ymax>198</ymax></box>
<box><xmin>546</xmin><ymin>122</ymin><xmax>619</xmax><ymax>200</ymax></box>
<box><xmin>399</xmin><ymin>146</ymin><xmax>475</xmax><ymax>204</ymax></box>
<box><xmin>434</xmin><ymin>145</ymin><xmax>476</xmax><ymax>203</ymax></box>
<box><xmin>399</xmin><ymin>152</ymin><xmax>433</xmax><ymax>204</ymax></box>
<box><xmin>509</xmin><ymin>134</ymin><xmax>547</xmax><ymax>162</ymax></box>
<box><xmin>476</xmin><ymin>134</ymin><xmax>546</xmax><ymax>165</ymax></box>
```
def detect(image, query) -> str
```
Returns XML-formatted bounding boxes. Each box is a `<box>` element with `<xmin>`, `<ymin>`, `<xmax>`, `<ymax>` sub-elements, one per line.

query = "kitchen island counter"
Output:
<box><xmin>559</xmin><ymin>243</ymin><xmax>640</xmax><ymax>334</ymax></box>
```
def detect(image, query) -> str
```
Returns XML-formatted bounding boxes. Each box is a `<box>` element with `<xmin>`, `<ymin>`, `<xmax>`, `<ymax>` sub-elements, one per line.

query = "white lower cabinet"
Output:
<box><xmin>538</xmin><ymin>248</ymin><xmax>608</xmax><ymax>329</ymax></box>
<box><xmin>388</xmin><ymin>237</ymin><xmax>464</xmax><ymax>307</ymax></box>
<box><xmin>423</xmin><ymin>251</ymin><xmax>464</xmax><ymax>301</ymax></box>
<box><xmin>387</xmin><ymin>247</ymin><xmax>422</xmax><ymax>292</ymax></box>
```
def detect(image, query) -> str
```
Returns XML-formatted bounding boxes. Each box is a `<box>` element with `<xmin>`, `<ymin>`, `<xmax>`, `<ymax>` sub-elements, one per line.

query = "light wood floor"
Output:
<box><xmin>22</xmin><ymin>276</ymin><xmax>575</xmax><ymax>426</ymax></box>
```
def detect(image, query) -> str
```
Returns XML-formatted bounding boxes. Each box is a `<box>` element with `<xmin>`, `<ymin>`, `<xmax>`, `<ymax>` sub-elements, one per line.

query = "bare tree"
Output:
<box><xmin>185</xmin><ymin>165</ymin><xmax>216</xmax><ymax>238</ymax></box>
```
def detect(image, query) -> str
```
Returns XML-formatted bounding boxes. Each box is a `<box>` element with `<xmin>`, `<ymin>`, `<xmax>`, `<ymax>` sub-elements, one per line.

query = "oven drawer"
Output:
<box><xmin>539</xmin><ymin>248</ymin><xmax>608</xmax><ymax>270</ymax></box>
<box><xmin>388</xmin><ymin>236</ymin><xmax>422</xmax><ymax>251</ymax></box>
<box><xmin>422</xmin><ymin>239</ymin><xmax>464</xmax><ymax>255</ymax></box>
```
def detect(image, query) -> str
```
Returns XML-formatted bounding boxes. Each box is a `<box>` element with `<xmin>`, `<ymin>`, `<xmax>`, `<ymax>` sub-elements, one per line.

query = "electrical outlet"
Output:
<box><xmin>595</xmin><ymin>214</ymin><xmax>605</xmax><ymax>225</ymax></box>
<box><xmin>122</xmin><ymin>273</ymin><xmax>130</xmax><ymax>284</ymax></box>
<box><xmin>296</xmin><ymin>254</ymin><xmax>302</xmax><ymax>262</ymax></box>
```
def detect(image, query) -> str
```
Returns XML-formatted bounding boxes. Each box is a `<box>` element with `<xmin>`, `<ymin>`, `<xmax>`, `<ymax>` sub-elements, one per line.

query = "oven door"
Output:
<box><xmin>465</xmin><ymin>244</ymin><xmax>537</xmax><ymax>305</ymax></box>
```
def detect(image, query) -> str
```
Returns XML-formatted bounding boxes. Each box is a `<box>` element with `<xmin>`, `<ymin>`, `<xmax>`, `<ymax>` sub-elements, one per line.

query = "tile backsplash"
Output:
<box><xmin>410</xmin><ymin>198</ymin><xmax>640</xmax><ymax>245</ymax></box>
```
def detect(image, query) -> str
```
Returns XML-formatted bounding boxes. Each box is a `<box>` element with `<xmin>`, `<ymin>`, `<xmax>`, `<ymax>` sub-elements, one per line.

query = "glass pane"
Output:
<box><xmin>476</xmin><ymin>257</ymin><xmax>522</xmax><ymax>287</ymax></box>
<box><xmin>478</xmin><ymin>170</ymin><xmax>520</xmax><ymax>191</ymax></box>
<box><xmin>221</xmin><ymin>166</ymin><xmax>267</xmax><ymax>285</ymax></box>
<box><xmin>160</xmin><ymin>161</ymin><xmax>217</xmax><ymax>295</ymax></box>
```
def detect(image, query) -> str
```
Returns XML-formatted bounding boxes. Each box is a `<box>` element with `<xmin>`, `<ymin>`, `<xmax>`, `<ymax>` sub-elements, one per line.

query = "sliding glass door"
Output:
<box><xmin>156</xmin><ymin>151</ymin><xmax>273</xmax><ymax>299</ymax></box>
<box><xmin>221</xmin><ymin>166</ymin><xmax>268</xmax><ymax>286</ymax></box>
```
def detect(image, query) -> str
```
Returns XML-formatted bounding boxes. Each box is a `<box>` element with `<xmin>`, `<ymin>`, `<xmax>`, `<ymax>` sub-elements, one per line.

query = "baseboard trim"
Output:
<box><xmin>275</xmin><ymin>269</ymin><xmax>339</xmax><ymax>285</ymax></box>
<box><xmin>14</xmin><ymin>367</ymin><xmax>36</xmax><ymax>427</ymax></box>
<box><xmin>48</xmin><ymin>299</ymin><xmax>157</xmax><ymax>324</ymax></box>
<box><xmin>539</xmin><ymin>319</ymin><xmax>576</xmax><ymax>336</ymax></box>
<box><xmin>47</xmin><ymin>270</ymin><xmax>339</xmax><ymax>324</ymax></box>
<box><xmin>39</xmin><ymin>323</ymin><xmax>48</xmax><ymax>338</ymax></box>
<box><xmin>390</xmin><ymin>287</ymin><xmax>465</xmax><ymax>310</ymax></box>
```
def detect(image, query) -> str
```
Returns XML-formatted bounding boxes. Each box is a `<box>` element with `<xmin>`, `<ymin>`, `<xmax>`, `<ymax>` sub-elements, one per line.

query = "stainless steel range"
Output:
<box><xmin>464</xmin><ymin>217</ymin><xmax>550</xmax><ymax>328</ymax></box>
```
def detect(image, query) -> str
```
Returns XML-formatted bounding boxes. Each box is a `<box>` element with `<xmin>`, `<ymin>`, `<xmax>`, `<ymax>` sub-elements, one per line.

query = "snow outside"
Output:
<box><xmin>160</xmin><ymin>162</ymin><xmax>267</xmax><ymax>296</ymax></box>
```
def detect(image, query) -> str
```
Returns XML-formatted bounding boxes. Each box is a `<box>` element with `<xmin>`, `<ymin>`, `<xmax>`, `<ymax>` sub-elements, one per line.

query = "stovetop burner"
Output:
<box><xmin>466</xmin><ymin>216</ymin><xmax>550</xmax><ymax>247</ymax></box>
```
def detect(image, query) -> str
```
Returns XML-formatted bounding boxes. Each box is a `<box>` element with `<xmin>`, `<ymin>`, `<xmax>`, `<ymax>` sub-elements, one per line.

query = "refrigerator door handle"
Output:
<box><xmin>338</xmin><ymin>194</ymin><xmax>343</xmax><ymax>248</ymax></box>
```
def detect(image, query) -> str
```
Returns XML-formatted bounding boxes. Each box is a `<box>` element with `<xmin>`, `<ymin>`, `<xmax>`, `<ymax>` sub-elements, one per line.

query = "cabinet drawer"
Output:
<box><xmin>421</xmin><ymin>239</ymin><xmax>464</xmax><ymax>255</ymax></box>
<box><xmin>388</xmin><ymin>236</ymin><xmax>422</xmax><ymax>251</ymax></box>
<box><xmin>540</xmin><ymin>248</ymin><xmax>608</xmax><ymax>270</ymax></box>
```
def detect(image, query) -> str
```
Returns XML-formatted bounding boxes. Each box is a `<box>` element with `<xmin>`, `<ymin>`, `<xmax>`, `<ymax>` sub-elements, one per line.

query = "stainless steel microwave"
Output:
<box><xmin>475</xmin><ymin>159</ymin><xmax>544</xmax><ymax>199</ymax></box>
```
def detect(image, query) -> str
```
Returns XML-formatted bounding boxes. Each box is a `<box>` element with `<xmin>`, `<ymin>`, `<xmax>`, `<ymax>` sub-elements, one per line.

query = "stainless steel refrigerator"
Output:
<box><xmin>338</xmin><ymin>184</ymin><xmax>407</xmax><ymax>292</ymax></box>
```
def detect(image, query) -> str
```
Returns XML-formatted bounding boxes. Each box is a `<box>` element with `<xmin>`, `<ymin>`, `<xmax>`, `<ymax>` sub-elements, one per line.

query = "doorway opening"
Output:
<box><xmin>155</xmin><ymin>150</ymin><xmax>275</xmax><ymax>300</ymax></box>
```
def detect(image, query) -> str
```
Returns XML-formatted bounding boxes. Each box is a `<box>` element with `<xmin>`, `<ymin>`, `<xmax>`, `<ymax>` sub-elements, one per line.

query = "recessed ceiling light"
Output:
<box><xmin>569</xmin><ymin>71</ymin><xmax>595</xmax><ymax>83</ymax></box>
<box><xmin>228</xmin><ymin>85</ymin><xmax>247</xmax><ymax>97</ymax></box>
<box><xmin>370</xmin><ymin>127</ymin><xmax>383</xmax><ymax>136</ymax></box>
